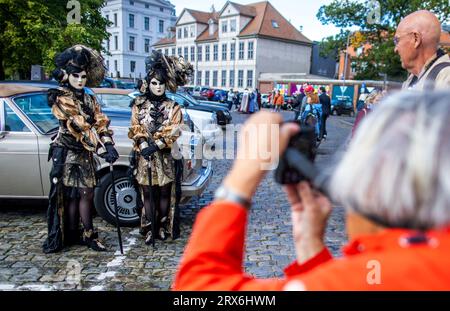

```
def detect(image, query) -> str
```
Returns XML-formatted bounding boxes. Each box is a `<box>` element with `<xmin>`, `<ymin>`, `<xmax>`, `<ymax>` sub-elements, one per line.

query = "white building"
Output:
<box><xmin>101</xmin><ymin>0</ymin><xmax>177</xmax><ymax>79</ymax></box>
<box><xmin>153</xmin><ymin>1</ymin><xmax>312</xmax><ymax>91</ymax></box>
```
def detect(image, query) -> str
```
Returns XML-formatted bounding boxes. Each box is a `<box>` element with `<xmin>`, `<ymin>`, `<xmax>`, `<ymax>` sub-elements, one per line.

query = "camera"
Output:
<box><xmin>274</xmin><ymin>122</ymin><xmax>318</xmax><ymax>185</ymax></box>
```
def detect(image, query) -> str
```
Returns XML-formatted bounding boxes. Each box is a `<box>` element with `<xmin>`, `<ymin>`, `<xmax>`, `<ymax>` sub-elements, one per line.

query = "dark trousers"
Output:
<box><xmin>227</xmin><ymin>101</ymin><xmax>233</xmax><ymax>110</ymax></box>
<box><xmin>294</xmin><ymin>110</ymin><xmax>301</xmax><ymax>121</ymax></box>
<box><xmin>320</xmin><ymin>113</ymin><xmax>329</xmax><ymax>138</ymax></box>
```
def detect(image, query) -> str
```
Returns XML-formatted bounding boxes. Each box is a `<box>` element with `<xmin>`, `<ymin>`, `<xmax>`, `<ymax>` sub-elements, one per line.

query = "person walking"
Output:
<box><xmin>319</xmin><ymin>87</ymin><xmax>331</xmax><ymax>139</ymax></box>
<box><xmin>227</xmin><ymin>88</ymin><xmax>235</xmax><ymax>111</ymax></box>
<box><xmin>273</xmin><ymin>90</ymin><xmax>284</xmax><ymax>113</ymax></box>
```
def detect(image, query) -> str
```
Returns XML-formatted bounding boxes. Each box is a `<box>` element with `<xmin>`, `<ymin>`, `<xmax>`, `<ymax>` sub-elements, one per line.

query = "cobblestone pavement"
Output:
<box><xmin>0</xmin><ymin>110</ymin><xmax>353</xmax><ymax>291</ymax></box>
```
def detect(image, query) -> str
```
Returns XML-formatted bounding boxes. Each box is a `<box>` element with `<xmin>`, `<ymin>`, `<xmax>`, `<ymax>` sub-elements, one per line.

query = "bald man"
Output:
<box><xmin>394</xmin><ymin>10</ymin><xmax>450</xmax><ymax>90</ymax></box>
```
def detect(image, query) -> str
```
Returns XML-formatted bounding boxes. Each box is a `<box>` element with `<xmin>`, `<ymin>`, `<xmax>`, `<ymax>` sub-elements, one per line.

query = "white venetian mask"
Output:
<box><xmin>150</xmin><ymin>78</ymin><xmax>166</xmax><ymax>96</ymax></box>
<box><xmin>68</xmin><ymin>70</ymin><xmax>87</xmax><ymax>90</ymax></box>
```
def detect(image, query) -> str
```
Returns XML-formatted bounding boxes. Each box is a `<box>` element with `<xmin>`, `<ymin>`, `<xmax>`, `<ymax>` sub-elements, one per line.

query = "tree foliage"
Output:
<box><xmin>0</xmin><ymin>0</ymin><xmax>109</xmax><ymax>80</ymax></box>
<box><xmin>317</xmin><ymin>0</ymin><xmax>450</xmax><ymax>80</ymax></box>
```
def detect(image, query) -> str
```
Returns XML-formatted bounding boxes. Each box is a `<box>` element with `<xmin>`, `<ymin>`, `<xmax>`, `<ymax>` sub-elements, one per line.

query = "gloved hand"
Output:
<box><xmin>140</xmin><ymin>142</ymin><xmax>159</xmax><ymax>160</ymax></box>
<box><xmin>102</xmin><ymin>143</ymin><xmax>119</xmax><ymax>164</ymax></box>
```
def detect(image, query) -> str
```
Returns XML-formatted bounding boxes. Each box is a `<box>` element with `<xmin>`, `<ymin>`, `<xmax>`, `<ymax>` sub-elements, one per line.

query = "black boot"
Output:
<box><xmin>158</xmin><ymin>218</ymin><xmax>170</xmax><ymax>241</ymax></box>
<box><xmin>82</xmin><ymin>229</ymin><xmax>107</xmax><ymax>252</ymax></box>
<box><xmin>65</xmin><ymin>228</ymin><xmax>83</xmax><ymax>247</ymax></box>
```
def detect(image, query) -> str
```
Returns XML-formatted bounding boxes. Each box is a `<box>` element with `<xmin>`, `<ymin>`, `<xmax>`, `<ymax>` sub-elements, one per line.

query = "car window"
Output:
<box><xmin>12</xmin><ymin>93</ymin><xmax>58</xmax><ymax>133</ymax></box>
<box><xmin>166</xmin><ymin>93</ymin><xmax>187</xmax><ymax>108</ymax></box>
<box><xmin>3</xmin><ymin>104</ymin><xmax>31</xmax><ymax>132</ymax></box>
<box><xmin>98</xmin><ymin>94</ymin><xmax>133</xmax><ymax>109</ymax></box>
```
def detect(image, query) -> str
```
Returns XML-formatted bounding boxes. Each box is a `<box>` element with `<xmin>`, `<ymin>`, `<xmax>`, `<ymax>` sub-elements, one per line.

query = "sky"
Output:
<box><xmin>169</xmin><ymin>0</ymin><xmax>343</xmax><ymax>42</ymax></box>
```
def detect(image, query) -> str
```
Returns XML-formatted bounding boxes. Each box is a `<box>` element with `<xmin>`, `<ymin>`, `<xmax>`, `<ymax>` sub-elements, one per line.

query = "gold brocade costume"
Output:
<box><xmin>51</xmin><ymin>88</ymin><xmax>113</xmax><ymax>188</ymax></box>
<box><xmin>128</xmin><ymin>95</ymin><xmax>183</xmax><ymax>187</ymax></box>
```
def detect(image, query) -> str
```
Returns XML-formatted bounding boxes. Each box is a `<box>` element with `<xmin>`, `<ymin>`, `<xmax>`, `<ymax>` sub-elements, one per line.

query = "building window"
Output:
<box><xmin>129</xmin><ymin>14</ymin><xmax>135</xmax><ymax>28</ymax></box>
<box><xmin>221</xmin><ymin>21</ymin><xmax>228</xmax><ymax>33</ymax></box>
<box><xmin>106</xmin><ymin>39</ymin><xmax>110</xmax><ymax>51</ymax></box>
<box><xmin>190</xmin><ymin>26</ymin><xmax>195</xmax><ymax>38</ymax></box>
<box><xmin>184</xmin><ymin>47</ymin><xmax>188</xmax><ymax>60</ymax></box>
<box><xmin>190</xmin><ymin>46</ymin><xmax>195</xmax><ymax>62</ymax></box>
<box><xmin>114</xmin><ymin>60</ymin><xmax>118</xmax><ymax>71</ymax></box>
<box><xmin>230</xmin><ymin>19</ymin><xmax>236</xmax><ymax>32</ymax></box>
<box><xmin>212</xmin><ymin>71</ymin><xmax>218</xmax><ymax>87</ymax></box>
<box><xmin>238</xmin><ymin>70</ymin><xmax>244</xmax><ymax>87</ymax></box>
<box><xmin>145</xmin><ymin>4</ymin><xmax>149</xmax><ymax>9</ymax></box>
<box><xmin>129</xmin><ymin>36</ymin><xmax>135</xmax><ymax>51</ymax></box>
<box><xmin>222</xmin><ymin>43</ymin><xmax>227</xmax><ymax>61</ymax></box>
<box><xmin>159</xmin><ymin>20</ymin><xmax>164</xmax><ymax>33</ymax></box>
<box><xmin>205</xmin><ymin>45</ymin><xmax>210</xmax><ymax>61</ymax></box>
<box><xmin>221</xmin><ymin>70</ymin><xmax>227</xmax><ymax>87</ymax></box>
<box><xmin>130</xmin><ymin>61</ymin><xmax>136</xmax><ymax>73</ymax></box>
<box><xmin>184</xmin><ymin>27</ymin><xmax>188</xmax><ymax>38</ymax></box>
<box><xmin>230</xmin><ymin>42</ymin><xmax>235</xmax><ymax>60</ymax></box>
<box><xmin>213</xmin><ymin>44</ymin><xmax>218</xmax><ymax>61</ymax></box>
<box><xmin>205</xmin><ymin>71</ymin><xmax>210</xmax><ymax>85</ymax></box>
<box><xmin>106</xmin><ymin>60</ymin><xmax>110</xmax><ymax>70</ymax></box>
<box><xmin>160</xmin><ymin>7</ymin><xmax>164</xmax><ymax>12</ymax></box>
<box><xmin>114</xmin><ymin>35</ymin><xmax>118</xmax><ymax>50</ymax></box>
<box><xmin>197</xmin><ymin>71</ymin><xmax>202</xmax><ymax>85</ymax></box>
<box><xmin>197</xmin><ymin>46</ymin><xmax>203</xmax><ymax>61</ymax></box>
<box><xmin>130</xmin><ymin>0</ymin><xmax>134</xmax><ymax>5</ymax></box>
<box><xmin>239</xmin><ymin>42</ymin><xmax>245</xmax><ymax>60</ymax></box>
<box><xmin>177</xmin><ymin>47</ymin><xmax>182</xmax><ymax>56</ymax></box>
<box><xmin>247</xmin><ymin>70</ymin><xmax>253</xmax><ymax>88</ymax></box>
<box><xmin>229</xmin><ymin>70</ymin><xmax>235</xmax><ymax>87</ymax></box>
<box><xmin>144</xmin><ymin>17</ymin><xmax>150</xmax><ymax>31</ymax></box>
<box><xmin>177</xmin><ymin>28</ymin><xmax>182</xmax><ymax>39</ymax></box>
<box><xmin>165</xmin><ymin>48</ymin><xmax>169</xmax><ymax>56</ymax></box>
<box><xmin>272</xmin><ymin>20</ymin><xmax>279</xmax><ymax>28</ymax></box>
<box><xmin>248</xmin><ymin>41</ymin><xmax>254</xmax><ymax>60</ymax></box>
<box><xmin>144</xmin><ymin>39</ymin><xmax>150</xmax><ymax>53</ymax></box>
<box><xmin>114</xmin><ymin>13</ymin><xmax>118</xmax><ymax>27</ymax></box>
<box><xmin>172</xmin><ymin>48</ymin><xmax>176</xmax><ymax>55</ymax></box>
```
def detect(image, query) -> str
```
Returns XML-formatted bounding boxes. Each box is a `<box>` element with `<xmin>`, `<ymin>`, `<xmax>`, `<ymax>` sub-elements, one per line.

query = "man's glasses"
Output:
<box><xmin>393</xmin><ymin>32</ymin><xmax>416</xmax><ymax>46</ymax></box>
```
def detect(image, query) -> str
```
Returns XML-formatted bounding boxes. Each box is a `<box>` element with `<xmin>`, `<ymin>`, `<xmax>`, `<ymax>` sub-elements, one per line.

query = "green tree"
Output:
<box><xmin>317</xmin><ymin>0</ymin><xmax>450</xmax><ymax>81</ymax></box>
<box><xmin>0</xmin><ymin>0</ymin><xmax>109</xmax><ymax>80</ymax></box>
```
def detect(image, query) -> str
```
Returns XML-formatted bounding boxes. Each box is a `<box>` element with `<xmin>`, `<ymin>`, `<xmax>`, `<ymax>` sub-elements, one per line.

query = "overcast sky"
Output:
<box><xmin>169</xmin><ymin>0</ymin><xmax>343</xmax><ymax>42</ymax></box>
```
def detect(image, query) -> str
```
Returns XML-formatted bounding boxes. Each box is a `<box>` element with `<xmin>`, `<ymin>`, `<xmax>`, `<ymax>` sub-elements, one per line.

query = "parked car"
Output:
<box><xmin>0</xmin><ymin>83</ymin><xmax>212</xmax><ymax>227</ymax></box>
<box><xmin>212</xmin><ymin>89</ymin><xmax>228</xmax><ymax>102</ymax></box>
<box><xmin>331</xmin><ymin>99</ymin><xmax>355</xmax><ymax>117</ymax></box>
<box><xmin>99</xmin><ymin>78</ymin><xmax>136</xmax><ymax>90</ymax></box>
<box><xmin>282</xmin><ymin>96</ymin><xmax>295</xmax><ymax>110</ymax></box>
<box><xmin>92</xmin><ymin>88</ymin><xmax>222</xmax><ymax>145</ymax></box>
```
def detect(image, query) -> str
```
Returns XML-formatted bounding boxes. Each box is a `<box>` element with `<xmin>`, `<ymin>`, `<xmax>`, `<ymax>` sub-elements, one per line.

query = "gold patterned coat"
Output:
<box><xmin>49</xmin><ymin>87</ymin><xmax>114</xmax><ymax>188</ymax></box>
<box><xmin>128</xmin><ymin>95</ymin><xmax>183</xmax><ymax>187</ymax></box>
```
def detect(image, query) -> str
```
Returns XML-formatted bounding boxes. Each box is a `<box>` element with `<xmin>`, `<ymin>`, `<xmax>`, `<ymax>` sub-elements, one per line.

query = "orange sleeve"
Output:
<box><xmin>173</xmin><ymin>201</ymin><xmax>286</xmax><ymax>291</ymax></box>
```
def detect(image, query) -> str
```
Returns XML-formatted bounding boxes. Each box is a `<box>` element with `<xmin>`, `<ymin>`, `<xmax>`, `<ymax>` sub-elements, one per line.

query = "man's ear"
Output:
<box><xmin>413</xmin><ymin>32</ymin><xmax>422</xmax><ymax>49</ymax></box>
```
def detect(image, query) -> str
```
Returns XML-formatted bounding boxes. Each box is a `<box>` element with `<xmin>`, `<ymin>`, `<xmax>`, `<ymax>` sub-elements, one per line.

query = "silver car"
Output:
<box><xmin>0</xmin><ymin>84</ymin><xmax>212</xmax><ymax>227</ymax></box>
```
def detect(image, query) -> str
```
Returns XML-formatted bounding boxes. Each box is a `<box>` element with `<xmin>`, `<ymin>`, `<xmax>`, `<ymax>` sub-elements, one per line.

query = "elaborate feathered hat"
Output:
<box><xmin>52</xmin><ymin>44</ymin><xmax>106</xmax><ymax>87</ymax></box>
<box><xmin>142</xmin><ymin>50</ymin><xmax>194</xmax><ymax>93</ymax></box>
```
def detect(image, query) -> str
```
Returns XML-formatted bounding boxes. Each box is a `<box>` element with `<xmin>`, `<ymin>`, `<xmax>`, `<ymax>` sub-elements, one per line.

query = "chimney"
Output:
<box><xmin>208</xmin><ymin>19</ymin><xmax>216</xmax><ymax>36</ymax></box>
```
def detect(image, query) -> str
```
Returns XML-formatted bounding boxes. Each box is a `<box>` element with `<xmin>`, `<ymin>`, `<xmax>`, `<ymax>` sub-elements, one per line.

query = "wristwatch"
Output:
<box><xmin>214</xmin><ymin>185</ymin><xmax>251</xmax><ymax>210</ymax></box>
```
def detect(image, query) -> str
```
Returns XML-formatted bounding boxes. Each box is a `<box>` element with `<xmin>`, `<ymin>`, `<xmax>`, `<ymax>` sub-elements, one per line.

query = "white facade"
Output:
<box><xmin>101</xmin><ymin>0</ymin><xmax>177</xmax><ymax>79</ymax></box>
<box><xmin>155</xmin><ymin>2</ymin><xmax>312</xmax><ymax>91</ymax></box>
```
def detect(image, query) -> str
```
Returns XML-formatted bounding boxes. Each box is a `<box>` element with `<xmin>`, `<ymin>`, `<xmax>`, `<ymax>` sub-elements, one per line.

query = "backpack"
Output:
<box><xmin>300</xmin><ymin>104</ymin><xmax>321</xmax><ymax>137</ymax></box>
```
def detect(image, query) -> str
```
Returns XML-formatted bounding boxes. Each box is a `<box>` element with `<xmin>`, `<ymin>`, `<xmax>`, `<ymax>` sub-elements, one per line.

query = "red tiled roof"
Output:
<box><xmin>186</xmin><ymin>9</ymin><xmax>218</xmax><ymax>24</ymax></box>
<box><xmin>239</xmin><ymin>2</ymin><xmax>311</xmax><ymax>44</ymax></box>
<box><xmin>196</xmin><ymin>28</ymin><xmax>219</xmax><ymax>42</ymax></box>
<box><xmin>153</xmin><ymin>37</ymin><xmax>176</xmax><ymax>47</ymax></box>
<box><xmin>227</xmin><ymin>2</ymin><xmax>257</xmax><ymax>17</ymax></box>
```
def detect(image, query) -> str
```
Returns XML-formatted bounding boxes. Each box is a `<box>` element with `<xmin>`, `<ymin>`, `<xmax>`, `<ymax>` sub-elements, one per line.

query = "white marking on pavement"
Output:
<box><xmin>0</xmin><ymin>284</ymin><xmax>16</xmax><ymax>290</ymax></box>
<box><xmin>89</xmin><ymin>285</ymin><xmax>105</xmax><ymax>291</ymax></box>
<box><xmin>97</xmin><ymin>271</ymin><xmax>117</xmax><ymax>281</ymax></box>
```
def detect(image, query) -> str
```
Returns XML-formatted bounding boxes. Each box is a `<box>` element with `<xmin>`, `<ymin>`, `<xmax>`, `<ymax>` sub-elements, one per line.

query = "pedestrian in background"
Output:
<box><xmin>273</xmin><ymin>90</ymin><xmax>284</xmax><ymax>112</ymax></box>
<box><xmin>352</xmin><ymin>89</ymin><xmax>383</xmax><ymax>137</ymax></box>
<box><xmin>319</xmin><ymin>87</ymin><xmax>331</xmax><ymax>139</ymax></box>
<box><xmin>227</xmin><ymin>88</ymin><xmax>235</xmax><ymax>111</ymax></box>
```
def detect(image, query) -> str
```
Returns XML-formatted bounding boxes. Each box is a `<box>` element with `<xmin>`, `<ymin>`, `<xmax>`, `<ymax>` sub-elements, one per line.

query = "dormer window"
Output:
<box><xmin>272</xmin><ymin>20</ymin><xmax>279</xmax><ymax>28</ymax></box>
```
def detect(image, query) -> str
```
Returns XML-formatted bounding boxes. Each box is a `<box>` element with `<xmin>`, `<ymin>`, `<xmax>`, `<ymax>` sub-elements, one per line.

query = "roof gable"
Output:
<box><xmin>219</xmin><ymin>1</ymin><xmax>257</xmax><ymax>18</ymax></box>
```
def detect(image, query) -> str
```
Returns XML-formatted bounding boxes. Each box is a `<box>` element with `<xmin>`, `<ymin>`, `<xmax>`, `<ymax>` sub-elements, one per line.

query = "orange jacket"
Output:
<box><xmin>173</xmin><ymin>201</ymin><xmax>450</xmax><ymax>291</ymax></box>
<box><xmin>274</xmin><ymin>94</ymin><xmax>284</xmax><ymax>106</ymax></box>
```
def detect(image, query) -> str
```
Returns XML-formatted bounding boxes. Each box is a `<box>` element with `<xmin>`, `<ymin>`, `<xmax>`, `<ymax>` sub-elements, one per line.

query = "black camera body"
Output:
<box><xmin>274</xmin><ymin>122</ymin><xmax>318</xmax><ymax>185</ymax></box>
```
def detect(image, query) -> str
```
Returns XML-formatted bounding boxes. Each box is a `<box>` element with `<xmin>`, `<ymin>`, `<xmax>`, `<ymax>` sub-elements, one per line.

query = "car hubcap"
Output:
<box><xmin>104</xmin><ymin>177</ymin><xmax>139</xmax><ymax>222</ymax></box>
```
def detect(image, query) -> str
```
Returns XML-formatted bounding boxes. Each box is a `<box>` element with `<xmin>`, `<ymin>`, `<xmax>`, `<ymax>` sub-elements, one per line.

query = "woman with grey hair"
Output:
<box><xmin>173</xmin><ymin>90</ymin><xmax>450</xmax><ymax>290</ymax></box>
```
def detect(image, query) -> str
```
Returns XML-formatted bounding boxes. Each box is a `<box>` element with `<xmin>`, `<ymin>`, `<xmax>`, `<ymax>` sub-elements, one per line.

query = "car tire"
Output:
<box><xmin>94</xmin><ymin>168</ymin><xmax>140</xmax><ymax>227</ymax></box>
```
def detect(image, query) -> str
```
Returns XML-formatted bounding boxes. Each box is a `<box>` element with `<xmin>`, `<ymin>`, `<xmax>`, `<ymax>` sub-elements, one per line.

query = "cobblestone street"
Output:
<box><xmin>0</xmin><ymin>110</ymin><xmax>353</xmax><ymax>291</ymax></box>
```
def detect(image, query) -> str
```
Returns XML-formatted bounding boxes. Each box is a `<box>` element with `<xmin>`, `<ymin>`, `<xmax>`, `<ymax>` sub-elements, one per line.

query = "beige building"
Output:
<box><xmin>153</xmin><ymin>1</ymin><xmax>312</xmax><ymax>91</ymax></box>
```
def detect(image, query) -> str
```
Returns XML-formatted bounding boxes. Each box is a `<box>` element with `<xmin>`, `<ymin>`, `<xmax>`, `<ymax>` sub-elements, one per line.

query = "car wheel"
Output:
<box><xmin>94</xmin><ymin>169</ymin><xmax>140</xmax><ymax>227</ymax></box>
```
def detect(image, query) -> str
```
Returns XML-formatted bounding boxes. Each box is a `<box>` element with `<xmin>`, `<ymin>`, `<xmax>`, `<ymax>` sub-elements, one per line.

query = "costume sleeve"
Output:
<box><xmin>51</xmin><ymin>95</ymin><xmax>98</xmax><ymax>151</ymax></box>
<box><xmin>128</xmin><ymin>102</ymin><xmax>149</xmax><ymax>150</ymax></box>
<box><xmin>173</xmin><ymin>201</ymin><xmax>286</xmax><ymax>291</ymax></box>
<box><xmin>283</xmin><ymin>248</ymin><xmax>333</xmax><ymax>277</ymax></box>
<box><xmin>152</xmin><ymin>103</ymin><xmax>183</xmax><ymax>150</ymax></box>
